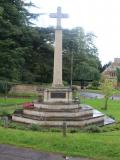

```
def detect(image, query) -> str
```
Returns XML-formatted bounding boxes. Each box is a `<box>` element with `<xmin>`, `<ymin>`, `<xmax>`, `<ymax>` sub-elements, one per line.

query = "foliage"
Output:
<box><xmin>101</xmin><ymin>79</ymin><xmax>113</xmax><ymax>110</ymax></box>
<box><xmin>63</xmin><ymin>27</ymin><xmax>98</xmax><ymax>55</ymax></box>
<box><xmin>83</xmin><ymin>125</ymin><xmax>102</xmax><ymax>133</ymax></box>
<box><xmin>0</xmin><ymin>0</ymin><xmax>28</xmax><ymax>80</ymax></box>
<box><xmin>0</xmin><ymin>110</ymin><xmax>9</xmax><ymax>116</ymax></box>
<box><xmin>102</xmin><ymin>122</ymin><xmax>120</xmax><ymax>132</ymax></box>
<box><xmin>8</xmin><ymin>122</ymin><xmax>27</xmax><ymax>130</ymax></box>
<box><xmin>0</xmin><ymin>81</ymin><xmax>12</xmax><ymax>94</ymax></box>
<box><xmin>101</xmin><ymin>61</ymin><xmax>112</xmax><ymax>73</ymax></box>
<box><xmin>116</xmin><ymin>67</ymin><xmax>120</xmax><ymax>82</ymax></box>
<box><xmin>91</xmin><ymin>80</ymin><xmax>100</xmax><ymax>88</ymax></box>
<box><xmin>0</xmin><ymin>0</ymin><xmax>53</xmax><ymax>83</ymax></box>
<box><xmin>73</xmin><ymin>62</ymin><xmax>100</xmax><ymax>81</ymax></box>
<box><xmin>0</xmin><ymin>1</ymin><xmax>101</xmax><ymax>85</ymax></box>
<box><xmin>28</xmin><ymin>124</ymin><xmax>41</xmax><ymax>131</ymax></box>
<box><xmin>62</xmin><ymin>28</ymin><xmax>101</xmax><ymax>84</ymax></box>
<box><xmin>86</xmin><ymin>81</ymin><xmax>100</xmax><ymax>90</ymax></box>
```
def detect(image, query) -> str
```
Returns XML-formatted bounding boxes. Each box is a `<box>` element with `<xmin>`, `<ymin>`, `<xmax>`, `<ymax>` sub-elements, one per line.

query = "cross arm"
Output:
<box><xmin>49</xmin><ymin>13</ymin><xmax>69</xmax><ymax>18</ymax></box>
<box><xmin>49</xmin><ymin>13</ymin><xmax>57</xmax><ymax>18</ymax></box>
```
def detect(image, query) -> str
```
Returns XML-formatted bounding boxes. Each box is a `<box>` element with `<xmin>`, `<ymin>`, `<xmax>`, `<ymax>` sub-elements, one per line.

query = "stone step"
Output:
<box><xmin>23</xmin><ymin>109</ymin><xmax>93</xmax><ymax>119</ymax></box>
<box><xmin>34</xmin><ymin>107</ymin><xmax>82</xmax><ymax>113</ymax></box>
<box><xmin>12</xmin><ymin>115</ymin><xmax>104</xmax><ymax>127</ymax></box>
<box><xmin>34</xmin><ymin>103</ymin><xmax>91</xmax><ymax>111</ymax></box>
<box><xmin>21</xmin><ymin>113</ymin><xmax>93</xmax><ymax>121</ymax></box>
<box><xmin>33</xmin><ymin>104</ymin><xmax>92</xmax><ymax>113</ymax></box>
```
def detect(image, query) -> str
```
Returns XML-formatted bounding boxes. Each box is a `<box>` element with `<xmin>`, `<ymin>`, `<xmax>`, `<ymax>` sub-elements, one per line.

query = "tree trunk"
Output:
<box><xmin>104</xmin><ymin>97</ymin><xmax>108</xmax><ymax>110</ymax></box>
<box><xmin>80</xmin><ymin>80</ymin><xmax>84</xmax><ymax>89</ymax></box>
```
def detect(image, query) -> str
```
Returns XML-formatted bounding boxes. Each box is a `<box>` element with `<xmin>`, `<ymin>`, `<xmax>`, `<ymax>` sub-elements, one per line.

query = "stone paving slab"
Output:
<box><xmin>0</xmin><ymin>144</ymin><xmax>90</xmax><ymax>160</ymax></box>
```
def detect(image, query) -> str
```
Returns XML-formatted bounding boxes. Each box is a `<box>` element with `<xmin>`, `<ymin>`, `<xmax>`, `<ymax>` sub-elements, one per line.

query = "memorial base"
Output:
<box><xmin>12</xmin><ymin>87</ymin><xmax>115</xmax><ymax>127</ymax></box>
<box><xmin>43</xmin><ymin>88</ymin><xmax>72</xmax><ymax>103</ymax></box>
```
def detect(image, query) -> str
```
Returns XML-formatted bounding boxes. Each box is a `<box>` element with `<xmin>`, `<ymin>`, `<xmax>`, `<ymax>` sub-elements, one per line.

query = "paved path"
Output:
<box><xmin>80</xmin><ymin>91</ymin><xmax>120</xmax><ymax>100</ymax></box>
<box><xmin>0</xmin><ymin>144</ymin><xmax>90</xmax><ymax>160</ymax></box>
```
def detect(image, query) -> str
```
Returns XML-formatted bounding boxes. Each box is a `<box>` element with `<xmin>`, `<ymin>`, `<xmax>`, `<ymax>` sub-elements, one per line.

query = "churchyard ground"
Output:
<box><xmin>0</xmin><ymin>97</ymin><xmax>33</xmax><ymax>115</ymax></box>
<box><xmin>0</xmin><ymin>96</ymin><xmax>120</xmax><ymax>160</ymax></box>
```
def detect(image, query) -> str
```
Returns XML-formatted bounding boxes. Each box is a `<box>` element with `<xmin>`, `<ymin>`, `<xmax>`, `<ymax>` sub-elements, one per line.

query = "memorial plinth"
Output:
<box><xmin>43</xmin><ymin>88</ymin><xmax>72</xmax><ymax>103</ymax></box>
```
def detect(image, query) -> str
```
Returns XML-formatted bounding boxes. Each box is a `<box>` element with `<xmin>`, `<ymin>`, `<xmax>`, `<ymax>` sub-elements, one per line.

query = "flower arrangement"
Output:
<box><xmin>23</xmin><ymin>102</ymin><xmax>34</xmax><ymax>109</ymax></box>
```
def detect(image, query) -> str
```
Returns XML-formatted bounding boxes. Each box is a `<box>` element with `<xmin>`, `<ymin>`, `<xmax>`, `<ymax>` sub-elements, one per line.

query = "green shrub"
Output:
<box><xmin>0</xmin><ymin>81</ymin><xmax>12</xmax><ymax>94</ymax></box>
<box><xmin>84</xmin><ymin>125</ymin><xmax>102</xmax><ymax>133</ymax></box>
<box><xmin>49</xmin><ymin>128</ymin><xmax>61</xmax><ymax>132</ymax></box>
<box><xmin>28</xmin><ymin>124</ymin><xmax>40</xmax><ymax>131</ymax></box>
<box><xmin>8</xmin><ymin>122</ymin><xmax>28</xmax><ymax>130</ymax></box>
<box><xmin>102</xmin><ymin>122</ymin><xmax>120</xmax><ymax>132</ymax></box>
<box><xmin>0</xmin><ymin>110</ymin><xmax>9</xmax><ymax>116</ymax></box>
<box><xmin>69</xmin><ymin>129</ymin><xmax>79</xmax><ymax>133</ymax></box>
<box><xmin>8</xmin><ymin>122</ymin><xmax>18</xmax><ymax>129</ymax></box>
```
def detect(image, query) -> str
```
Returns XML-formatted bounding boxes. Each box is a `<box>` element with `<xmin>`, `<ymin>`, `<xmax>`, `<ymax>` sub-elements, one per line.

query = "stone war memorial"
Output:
<box><xmin>12</xmin><ymin>7</ymin><xmax>115</xmax><ymax>127</ymax></box>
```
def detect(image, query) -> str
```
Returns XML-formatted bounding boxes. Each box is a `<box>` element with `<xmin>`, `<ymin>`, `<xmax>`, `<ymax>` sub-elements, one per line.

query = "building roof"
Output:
<box><xmin>103</xmin><ymin>58</ymin><xmax>120</xmax><ymax>73</ymax></box>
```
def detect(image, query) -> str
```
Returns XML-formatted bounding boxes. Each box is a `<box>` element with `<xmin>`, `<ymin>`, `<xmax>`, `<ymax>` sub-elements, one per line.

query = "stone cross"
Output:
<box><xmin>50</xmin><ymin>7</ymin><xmax>68</xmax><ymax>87</ymax></box>
<box><xmin>50</xmin><ymin>7</ymin><xmax>69</xmax><ymax>29</ymax></box>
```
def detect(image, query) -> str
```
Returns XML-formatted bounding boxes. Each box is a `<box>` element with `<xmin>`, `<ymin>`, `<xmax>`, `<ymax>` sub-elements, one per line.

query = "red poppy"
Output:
<box><xmin>23</xmin><ymin>102</ymin><xmax>34</xmax><ymax>109</ymax></box>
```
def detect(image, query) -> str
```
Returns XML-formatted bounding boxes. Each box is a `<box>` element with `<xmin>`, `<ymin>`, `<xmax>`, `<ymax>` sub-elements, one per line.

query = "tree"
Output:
<box><xmin>101</xmin><ymin>79</ymin><xmax>113</xmax><ymax>110</ymax></box>
<box><xmin>0</xmin><ymin>0</ymin><xmax>54</xmax><ymax>83</ymax></box>
<box><xmin>0</xmin><ymin>0</ymin><xmax>37</xmax><ymax>81</ymax></box>
<box><xmin>20</xmin><ymin>27</ymin><xmax>54</xmax><ymax>83</ymax></box>
<box><xmin>0</xmin><ymin>0</ymin><xmax>101</xmax><ymax>85</ymax></box>
<box><xmin>101</xmin><ymin>61</ymin><xmax>112</xmax><ymax>73</ymax></box>
<box><xmin>63</xmin><ymin>27</ymin><xmax>98</xmax><ymax>56</ymax></box>
<box><xmin>73</xmin><ymin>62</ymin><xmax>100</xmax><ymax>88</ymax></box>
<box><xmin>62</xmin><ymin>27</ymin><xmax>101</xmax><ymax>84</ymax></box>
<box><xmin>116</xmin><ymin>67</ymin><xmax>120</xmax><ymax>87</ymax></box>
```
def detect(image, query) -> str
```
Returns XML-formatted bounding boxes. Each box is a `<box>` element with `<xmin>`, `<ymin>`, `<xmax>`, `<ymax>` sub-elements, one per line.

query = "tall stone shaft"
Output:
<box><xmin>50</xmin><ymin>7</ymin><xmax>68</xmax><ymax>88</ymax></box>
<box><xmin>53</xmin><ymin>28</ymin><xmax>63</xmax><ymax>87</ymax></box>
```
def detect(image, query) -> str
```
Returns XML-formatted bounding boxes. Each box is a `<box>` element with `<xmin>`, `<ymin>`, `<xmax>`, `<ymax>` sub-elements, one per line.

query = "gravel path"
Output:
<box><xmin>0</xmin><ymin>144</ymin><xmax>91</xmax><ymax>160</ymax></box>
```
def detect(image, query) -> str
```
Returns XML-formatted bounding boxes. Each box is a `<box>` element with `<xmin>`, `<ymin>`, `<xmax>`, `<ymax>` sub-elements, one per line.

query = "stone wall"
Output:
<box><xmin>10</xmin><ymin>84</ymin><xmax>39</xmax><ymax>94</ymax></box>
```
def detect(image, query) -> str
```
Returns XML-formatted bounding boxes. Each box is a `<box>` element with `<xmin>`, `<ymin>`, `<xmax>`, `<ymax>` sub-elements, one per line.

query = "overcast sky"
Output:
<box><xmin>26</xmin><ymin>0</ymin><xmax>120</xmax><ymax>65</ymax></box>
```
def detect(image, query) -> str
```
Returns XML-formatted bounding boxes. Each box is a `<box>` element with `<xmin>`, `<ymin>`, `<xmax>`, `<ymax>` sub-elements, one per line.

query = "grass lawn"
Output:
<box><xmin>0</xmin><ymin>97</ymin><xmax>33</xmax><ymax>115</ymax></box>
<box><xmin>0</xmin><ymin>127</ymin><xmax>120</xmax><ymax>160</ymax></box>
<box><xmin>81</xmin><ymin>98</ymin><xmax>120</xmax><ymax>121</ymax></box>
<box><xmin>0</xmin><ymin>96</ymin><xmax>120</xmax><ymax>160</ymax></box>
<box><xmin>0</xmin><ymin>97</ymin><xmax>33</xmax><ymax>105</ymax></box>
